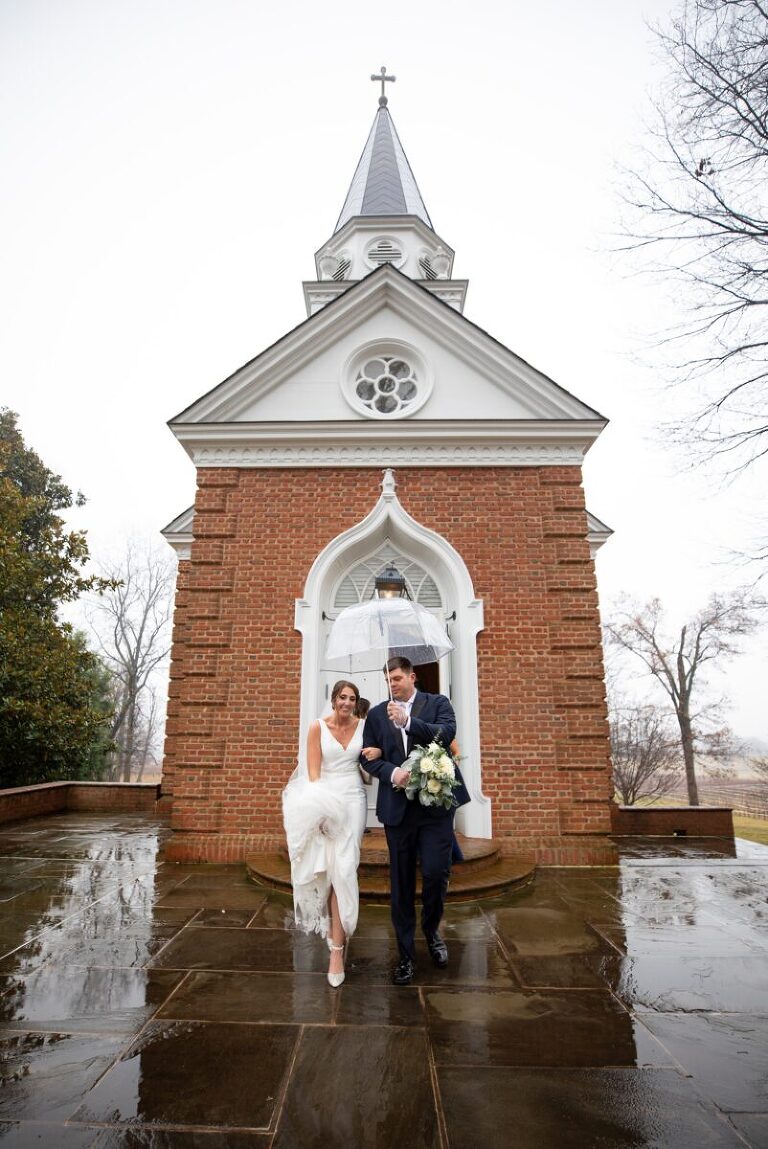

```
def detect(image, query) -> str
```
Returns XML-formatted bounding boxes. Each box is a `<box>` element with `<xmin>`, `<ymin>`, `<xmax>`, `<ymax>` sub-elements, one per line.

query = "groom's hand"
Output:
<box><xmin>387</xmin><ymin>702</ymin><xmax>408</xmax><ymax>727</ymax></box>
<box><xmin>391</xmin><ymin>766</ymin><xmax>410</xmax><ymax>788</ymax></box>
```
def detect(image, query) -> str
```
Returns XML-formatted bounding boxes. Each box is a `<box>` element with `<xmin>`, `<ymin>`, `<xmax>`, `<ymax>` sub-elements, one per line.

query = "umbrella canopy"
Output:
<box><xmin>324</xmin><ymin>596</ymin><xmax>453</xmax><ymax>674</ymax></box>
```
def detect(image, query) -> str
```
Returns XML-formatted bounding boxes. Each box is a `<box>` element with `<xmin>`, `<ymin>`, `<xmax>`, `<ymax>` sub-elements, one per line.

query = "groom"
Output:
<box><xmin>361</xmin><ymin>657</ymin><xmax>470</xmax><ymax>985</ymax></box>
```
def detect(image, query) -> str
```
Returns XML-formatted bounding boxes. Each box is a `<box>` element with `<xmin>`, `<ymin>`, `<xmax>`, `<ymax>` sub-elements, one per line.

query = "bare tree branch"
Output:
<box><xmin>604</xmin><ymin>588</ymin><xmax>765</xmax><ymax>803</ymax></box>
<box><xmin>622</xmin><ymin>0</ymin><xmax>768</xmax><ymax>484</ymax></box>
<box><xmin>85</xmin><ymin>542</ymin><xmax>175</xmax><ymax>781</ymax></box>
<box><xmin>608</xmin><ymin>690</ymin><xmax>682</xmax><ymax>805</ymax></box>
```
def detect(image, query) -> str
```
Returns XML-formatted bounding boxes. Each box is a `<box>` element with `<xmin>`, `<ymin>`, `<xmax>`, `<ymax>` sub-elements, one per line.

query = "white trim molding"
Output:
<box><xmin>161</xmin><ymin>505</ymin><xmax>195</xmax><ymax>560</ymax></box>
<box><xmin>173</xmin><ymin>419</ymin><xmax>600</xmax><ymax>469</ymax></box>
<box><xmin>303</xmin><ymin>278</ymin><xmax>469</xmax><ymax>317</ymax></box>
<box><xmin>586</xmin><ymin>510</ymin><xmax>613</xmax><ymax>558</ymax></box>
<box><xmin>294</xmin><ymin>468</ymin><xmax>491</xmax><ymax>838</ymax></box>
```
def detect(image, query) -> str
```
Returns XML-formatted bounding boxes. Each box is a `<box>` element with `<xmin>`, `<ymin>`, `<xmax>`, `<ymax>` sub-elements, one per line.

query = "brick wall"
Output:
<box><xmin>611</xmin><ymin>804</ymin><xmax>734</xmax><ymax>838</ymax></box>
<box><xmin>160</xmin><ymin>557</ymin><xmax>191</xmax><ymax>820</ymax></box>
<box><xmin>0</xmin><ymin>782</ymin><xmax>160</xmax><ymax>825</ymax></box>
<box><xmin>0</xmin><ymin>783</ymin><xmax>67</xmax><ymax>824</ymax></box>
<box><xmin>65</xmin><ymin>782</ymin><xmax>160</xmax><ymax>813</ymax></box>
<box><xmin>162</xmin><ymin>466</ymin><xmax>614</xmax><ymax>865</ymax></box>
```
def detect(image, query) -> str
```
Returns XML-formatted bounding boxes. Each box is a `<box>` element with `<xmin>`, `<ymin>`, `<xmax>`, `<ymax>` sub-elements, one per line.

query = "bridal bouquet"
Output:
<box><xmin>402</xmin><ymin>741</ymin><xmax>461</xmax><ymax>810</ymax></box>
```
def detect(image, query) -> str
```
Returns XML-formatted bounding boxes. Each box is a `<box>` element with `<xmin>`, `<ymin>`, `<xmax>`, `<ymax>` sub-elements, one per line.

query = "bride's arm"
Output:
<box><xmin>307</xmin><ymin>721</ymin><xmax>322</xmax><ymax>781</ymax></box>
<box><xmin>361</xmin><ymin>714</ymin><xmax>400</xmax><ymax>784</ymax></box>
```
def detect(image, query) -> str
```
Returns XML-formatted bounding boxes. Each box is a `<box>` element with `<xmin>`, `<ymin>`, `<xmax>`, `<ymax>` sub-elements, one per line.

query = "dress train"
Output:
<box><xmin>281</xmin><ymin>719</ymin><xmax>366</xmax><ymax>937</ymax></box>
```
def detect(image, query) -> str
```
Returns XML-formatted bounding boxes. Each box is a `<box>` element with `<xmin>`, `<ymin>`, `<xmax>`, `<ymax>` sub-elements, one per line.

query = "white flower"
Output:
<box><xmin>420</xmin><ymin>757</ymin><xmax>431</xmax><ymax>773</ymax></box>
<box><xmin>427</xmin><ymin>777</ymin><xmax>442</xmax><ymax>794</ymax></box>
<box><xmin>441</xmin><ymin>761</ymin><xmax>455</xmax><ymax>779</ymax></box>
<box><xmin>427</xmin><ymin>742</ymin><xmax>441</xmax><ymax>754</ymax></box>
<box><xmin>439</xmin><ymin>754</ymin><xmax>452</xmax><ymax>769</ymax></box>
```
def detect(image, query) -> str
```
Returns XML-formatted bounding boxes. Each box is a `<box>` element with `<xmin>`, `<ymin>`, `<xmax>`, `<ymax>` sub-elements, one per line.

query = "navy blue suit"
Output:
<box><xmin>362</xmin><ymin>692</ymin><xmax>469</xmax><ymax>960</ymax></box>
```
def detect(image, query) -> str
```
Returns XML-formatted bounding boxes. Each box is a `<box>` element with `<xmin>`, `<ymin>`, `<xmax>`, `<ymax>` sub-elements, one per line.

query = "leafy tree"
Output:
<box><xmin>0</xmin><ymin>409</ymin><xmax>114</xmax><ymax>786</ymax></box>
<box><xmin>625</xmin><ymin>0</ymin><xmax>768</xmax><ymax>483</ymax></box>
<box><xmin>605</xmin><ymin>590</ymin><xmax>764</xmax><ymax>804</ymax></box>
<box><xmin>80</xmin><ymin>643</ymin><xmax>118</xmax><ymax>779</ymax></box>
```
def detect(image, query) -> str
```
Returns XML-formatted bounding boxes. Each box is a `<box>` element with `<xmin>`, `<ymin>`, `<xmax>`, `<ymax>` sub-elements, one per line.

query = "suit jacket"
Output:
<box><xmin>361</xmin><ymin>691</ymin><xmax>470</xmax><ymax>826</ymax></box>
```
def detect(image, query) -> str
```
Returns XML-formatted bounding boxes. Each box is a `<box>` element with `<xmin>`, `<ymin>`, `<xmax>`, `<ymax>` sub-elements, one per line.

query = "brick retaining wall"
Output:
<box><xmin>0</xmin><ymin>782</ymin><xmax>161</xmax><ymax>826</ymax></box>
<box><xmin>610</xmin><ymin>804</ymin><xmax>734</xmax><ymax>838</ymax></box>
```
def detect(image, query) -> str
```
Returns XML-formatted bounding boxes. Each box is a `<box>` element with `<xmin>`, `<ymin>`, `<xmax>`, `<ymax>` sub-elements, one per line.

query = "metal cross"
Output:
<box><xmin>371</xmin><ymin>66</ymin><xmax>396</xmax><ymax>104</ymax></box>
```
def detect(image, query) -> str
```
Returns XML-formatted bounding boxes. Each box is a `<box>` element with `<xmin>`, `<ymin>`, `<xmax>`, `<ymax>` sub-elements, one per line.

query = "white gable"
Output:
<box><xmin>236</xmin><ymin>304</ymin><xmax>545</xmax><ymax>422</ymax></box>
<box><xmin>169</xmin><ymin>267</ymin><xmax>606</xmax><ymax>469</ymax></box>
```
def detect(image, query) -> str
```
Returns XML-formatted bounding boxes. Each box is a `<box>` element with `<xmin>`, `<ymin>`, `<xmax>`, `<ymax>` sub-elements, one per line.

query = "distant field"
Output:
<box><xmin>632</xmin><ymin>795</ymin><xmax>686</xmax><ymax>808</ymax></box>
<box><xmin>690</xmin><ymin>780</ymin><xmax>768</xmax><ymax>818</ymax></box>
<box><xmin>630</xmin><ymin>783</ymin><xmax>768</xmax><ymax>816</ymax></box>
<box><xmin>733</xmin><ymin>815</ymin><xmax>768</xmax><ymax>847</ymax></box>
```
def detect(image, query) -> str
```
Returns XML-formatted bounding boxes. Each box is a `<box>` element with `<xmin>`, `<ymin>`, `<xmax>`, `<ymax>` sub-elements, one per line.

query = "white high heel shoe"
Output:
<box><xmin>327</xmin><ymin>941</ymin><xmax>345</xmax><ymax>988</ymax></box>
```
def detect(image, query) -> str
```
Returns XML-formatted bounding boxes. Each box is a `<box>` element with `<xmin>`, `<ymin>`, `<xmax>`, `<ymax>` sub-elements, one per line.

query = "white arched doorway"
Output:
<box><xmin>294</xmin><ymin>469</ymin><xmax>491</xmax><ymax>837</ymax></box>
<box><xmin>323</xmin><ymin>542</ymin><xmax>449</xmax><ymax>827</ymax></box>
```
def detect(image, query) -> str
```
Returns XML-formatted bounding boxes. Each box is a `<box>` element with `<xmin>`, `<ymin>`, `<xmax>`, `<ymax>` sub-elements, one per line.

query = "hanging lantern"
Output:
<box><xmin>374</xmin><ymin>564</ymin><xmax>408</xmax><ymax>599</ymax></box>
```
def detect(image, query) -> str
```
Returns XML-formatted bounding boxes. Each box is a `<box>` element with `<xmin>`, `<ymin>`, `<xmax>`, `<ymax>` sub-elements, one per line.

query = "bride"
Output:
<box><xmin>282</xmin><ymin>680</ymin><xmax>380</xmax><ymax>987</ymax></box>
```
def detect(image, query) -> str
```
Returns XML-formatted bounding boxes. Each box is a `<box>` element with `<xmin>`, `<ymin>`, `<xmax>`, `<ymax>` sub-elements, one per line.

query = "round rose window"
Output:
<box><xmin>342</xmin><ymin>342</ymin><xmax>432</xmax><ymax>419</ymax></box>
<box><xmin>354</xmin><ymin>356</ymin><xmax>419</xmax><ymax>416</ymax></box>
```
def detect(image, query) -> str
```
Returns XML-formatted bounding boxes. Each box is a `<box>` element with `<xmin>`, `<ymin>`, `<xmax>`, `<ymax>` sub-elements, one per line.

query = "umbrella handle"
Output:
<box><xmin>385</xmin><ymin>660</ymin><xmax>393</xmax><ymax>701</ymax></box>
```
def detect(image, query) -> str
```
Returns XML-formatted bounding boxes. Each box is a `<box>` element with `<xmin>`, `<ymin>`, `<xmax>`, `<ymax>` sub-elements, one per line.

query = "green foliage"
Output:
<box><xmin>0</xmin><ymin>409</ymin><xmax>115</xmax><ymax>786</ymax></box>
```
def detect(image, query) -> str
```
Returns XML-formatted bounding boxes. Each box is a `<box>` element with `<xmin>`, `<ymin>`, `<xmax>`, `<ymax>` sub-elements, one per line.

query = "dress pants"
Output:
<box><xmin>385</xmin><ymin>800</ymin><xmax>454</xmax><ymax>961</ymax></box>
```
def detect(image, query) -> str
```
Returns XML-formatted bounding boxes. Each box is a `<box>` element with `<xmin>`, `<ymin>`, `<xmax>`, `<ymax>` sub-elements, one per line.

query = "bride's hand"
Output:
<box><xmin>361</xmin><ymin>746</ymin><xmax>382</xmax><ymax>762</ymax></box>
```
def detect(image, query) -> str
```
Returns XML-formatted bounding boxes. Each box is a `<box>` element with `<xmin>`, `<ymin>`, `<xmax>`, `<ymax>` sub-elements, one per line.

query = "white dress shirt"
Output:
<box><xmin>400</xmin><ymin>690</ymin><xmax>417</xmax><ymax>751</ymax></box>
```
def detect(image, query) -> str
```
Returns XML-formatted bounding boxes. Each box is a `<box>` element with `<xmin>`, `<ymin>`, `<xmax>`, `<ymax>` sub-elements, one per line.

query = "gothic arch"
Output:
<box><xmin>294</xmin><ymin>469</ymin><xmax>491</xmax><ymax>837</ymax></box>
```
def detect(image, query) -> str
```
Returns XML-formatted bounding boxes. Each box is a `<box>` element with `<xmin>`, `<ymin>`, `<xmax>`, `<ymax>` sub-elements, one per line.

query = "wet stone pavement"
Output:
<box><xmin>0</xmin><ymin>816</ymin><xmax>767</xmax><ymax>1148</ymax></box>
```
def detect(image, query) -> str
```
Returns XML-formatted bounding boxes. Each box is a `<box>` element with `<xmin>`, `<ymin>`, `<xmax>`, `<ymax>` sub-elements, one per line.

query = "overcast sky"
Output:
<box><xmin>1</xmin><ymin>0</ymin><xmax>765</xmax><ymax>740</ymax></box>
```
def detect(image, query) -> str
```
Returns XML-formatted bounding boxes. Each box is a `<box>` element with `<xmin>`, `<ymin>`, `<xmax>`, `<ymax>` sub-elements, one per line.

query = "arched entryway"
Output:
<box><xmin>322</xmin><ymin>542</ymin><xmax>449</xmax><ymax>827</ymax></box>
<box><xmin>295</xmin><ymin>470</ymin><xmax>491</xmax><ymax>837</ymax></box>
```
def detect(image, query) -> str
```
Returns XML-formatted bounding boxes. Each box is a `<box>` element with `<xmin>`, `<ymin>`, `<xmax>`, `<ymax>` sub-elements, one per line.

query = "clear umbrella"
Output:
<box><xmin>324</xmin><ymin>597</ymin><xmax>453</xmax><ymax>698</ymax></box>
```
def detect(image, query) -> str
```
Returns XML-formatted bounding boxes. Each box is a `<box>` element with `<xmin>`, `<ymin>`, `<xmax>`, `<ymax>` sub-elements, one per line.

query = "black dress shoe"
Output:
<box><xmin>392</xmin><ymin>957</ymin><xmax>416</xmax><ymax>985</ymax></box>
<box><xmin>426</xmin><ymin>933</ymin><xmax>449</xmax><ymax>967</ymax></box>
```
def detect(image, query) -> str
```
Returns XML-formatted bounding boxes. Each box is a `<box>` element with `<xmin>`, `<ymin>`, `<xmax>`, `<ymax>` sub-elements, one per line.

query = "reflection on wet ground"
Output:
<box><xmin>0</xmin><ymin>816</ymin><xmax>767</xmax><ymax>1147</ymax></box>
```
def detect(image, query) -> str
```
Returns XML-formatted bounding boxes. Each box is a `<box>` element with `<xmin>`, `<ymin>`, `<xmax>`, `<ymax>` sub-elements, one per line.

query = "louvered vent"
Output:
<box><xmin>333</xmin><ymin>546</ymin><xmax>443</xmax><ymax>612</ymax></box>
<box><xmin>367</xmin><ymin>239</ymin><xmax>403</xmax><ymax>266</ymax></box>
<box><xmin>332</xmin><ymin>258</ymin><xmax>351</xmax><ymax>281</ymax></box>
<box><xmin>419</xmin><ymin>256</ymin><xmax>437</xmax><ymax>280</ymax></box>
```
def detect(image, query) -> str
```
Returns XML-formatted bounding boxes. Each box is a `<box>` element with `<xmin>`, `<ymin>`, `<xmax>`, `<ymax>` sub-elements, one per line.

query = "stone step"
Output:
<box><xmin>276</xmin><ymin>830</ymin><xmax>501</xmax><ymax>874</ymax></box>
<box><xmin>359</xmin><ymin>830</ymin><xmax>501</xmax><ymax>874</ymax></box>
<box><xmin>360</xmin><ymin>856</ymin><xmax>534</xmax><ymax>904</ymax></box>
<box><xmin>246</xmin><ymin>833</ymin><xmax>534</xmax><ymax>904</ymax></box>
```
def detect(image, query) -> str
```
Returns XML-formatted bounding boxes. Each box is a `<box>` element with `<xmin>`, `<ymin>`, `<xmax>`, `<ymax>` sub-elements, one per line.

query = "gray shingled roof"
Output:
<box><xmin>334</xmin><ymin>106</ymin><xmax>433</xmax><ymax>233</ymax></box>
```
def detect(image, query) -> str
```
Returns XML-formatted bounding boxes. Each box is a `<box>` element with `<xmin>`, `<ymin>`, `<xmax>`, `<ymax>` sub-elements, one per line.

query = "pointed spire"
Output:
<box><xmin>334</xmin><ymin>102</ymin><xmax>433</xmax><ymax>234</ymax></box>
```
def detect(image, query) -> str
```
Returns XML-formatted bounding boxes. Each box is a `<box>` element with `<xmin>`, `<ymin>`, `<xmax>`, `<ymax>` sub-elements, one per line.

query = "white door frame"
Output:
<box><xmin>294</xmin><ymin>469</ymin><xmax>491</xmax><ymax>838</ymax></box>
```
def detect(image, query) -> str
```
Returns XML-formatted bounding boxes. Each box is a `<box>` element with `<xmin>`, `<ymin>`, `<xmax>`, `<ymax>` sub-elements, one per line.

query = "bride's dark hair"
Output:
<box><xmin>330</xmin><ymin>680</ymin><xmax>360</xmax><ymax>709</ymax></box>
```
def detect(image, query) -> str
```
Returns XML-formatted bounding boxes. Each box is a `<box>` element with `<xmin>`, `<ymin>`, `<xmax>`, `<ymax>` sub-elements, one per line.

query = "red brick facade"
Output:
<box><xmin>162</xmin><ymin>464</ymin><xmax>615</xmax><ymax>865</ymax></box>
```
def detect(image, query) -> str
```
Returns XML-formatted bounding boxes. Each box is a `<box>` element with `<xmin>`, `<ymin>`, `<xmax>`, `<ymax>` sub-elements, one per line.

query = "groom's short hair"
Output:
<box><xmin>385</xmin><ymin>656</ymin><xmax>413</xmax><ymax>673</ymax></box>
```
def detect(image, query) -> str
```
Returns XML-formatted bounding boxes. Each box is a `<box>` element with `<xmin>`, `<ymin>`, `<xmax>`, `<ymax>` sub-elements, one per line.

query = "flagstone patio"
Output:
<box><xmin>1</xmin><ymin>812</ymin><xmax>767</xmax><ymax>1147</ymax></box>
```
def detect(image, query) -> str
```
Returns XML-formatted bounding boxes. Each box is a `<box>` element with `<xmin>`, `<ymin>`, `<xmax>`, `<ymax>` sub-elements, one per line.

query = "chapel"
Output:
<box><xmin>161</xmin><ymin>77</ymin><xmax>616</xmax><ymax>868</ymax></box>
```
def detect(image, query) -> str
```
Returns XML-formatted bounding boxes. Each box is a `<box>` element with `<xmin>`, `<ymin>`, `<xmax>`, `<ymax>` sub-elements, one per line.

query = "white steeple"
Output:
<box><xmin>334</xmin><ymin>101</ymin><xmax>433</xmax><ymax>232</ymax></box>
<box><xmin>303</xmin><ymin>74</ymin><xmax>467</xmax><ymax>317</ymax></box>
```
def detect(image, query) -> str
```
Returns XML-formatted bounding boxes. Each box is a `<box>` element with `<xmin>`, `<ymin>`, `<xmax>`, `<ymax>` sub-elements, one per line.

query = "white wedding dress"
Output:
<box><xmin>281</xmin><ymin>719</ymin><xmax>367</xmax><ymax>938</ymax></box>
